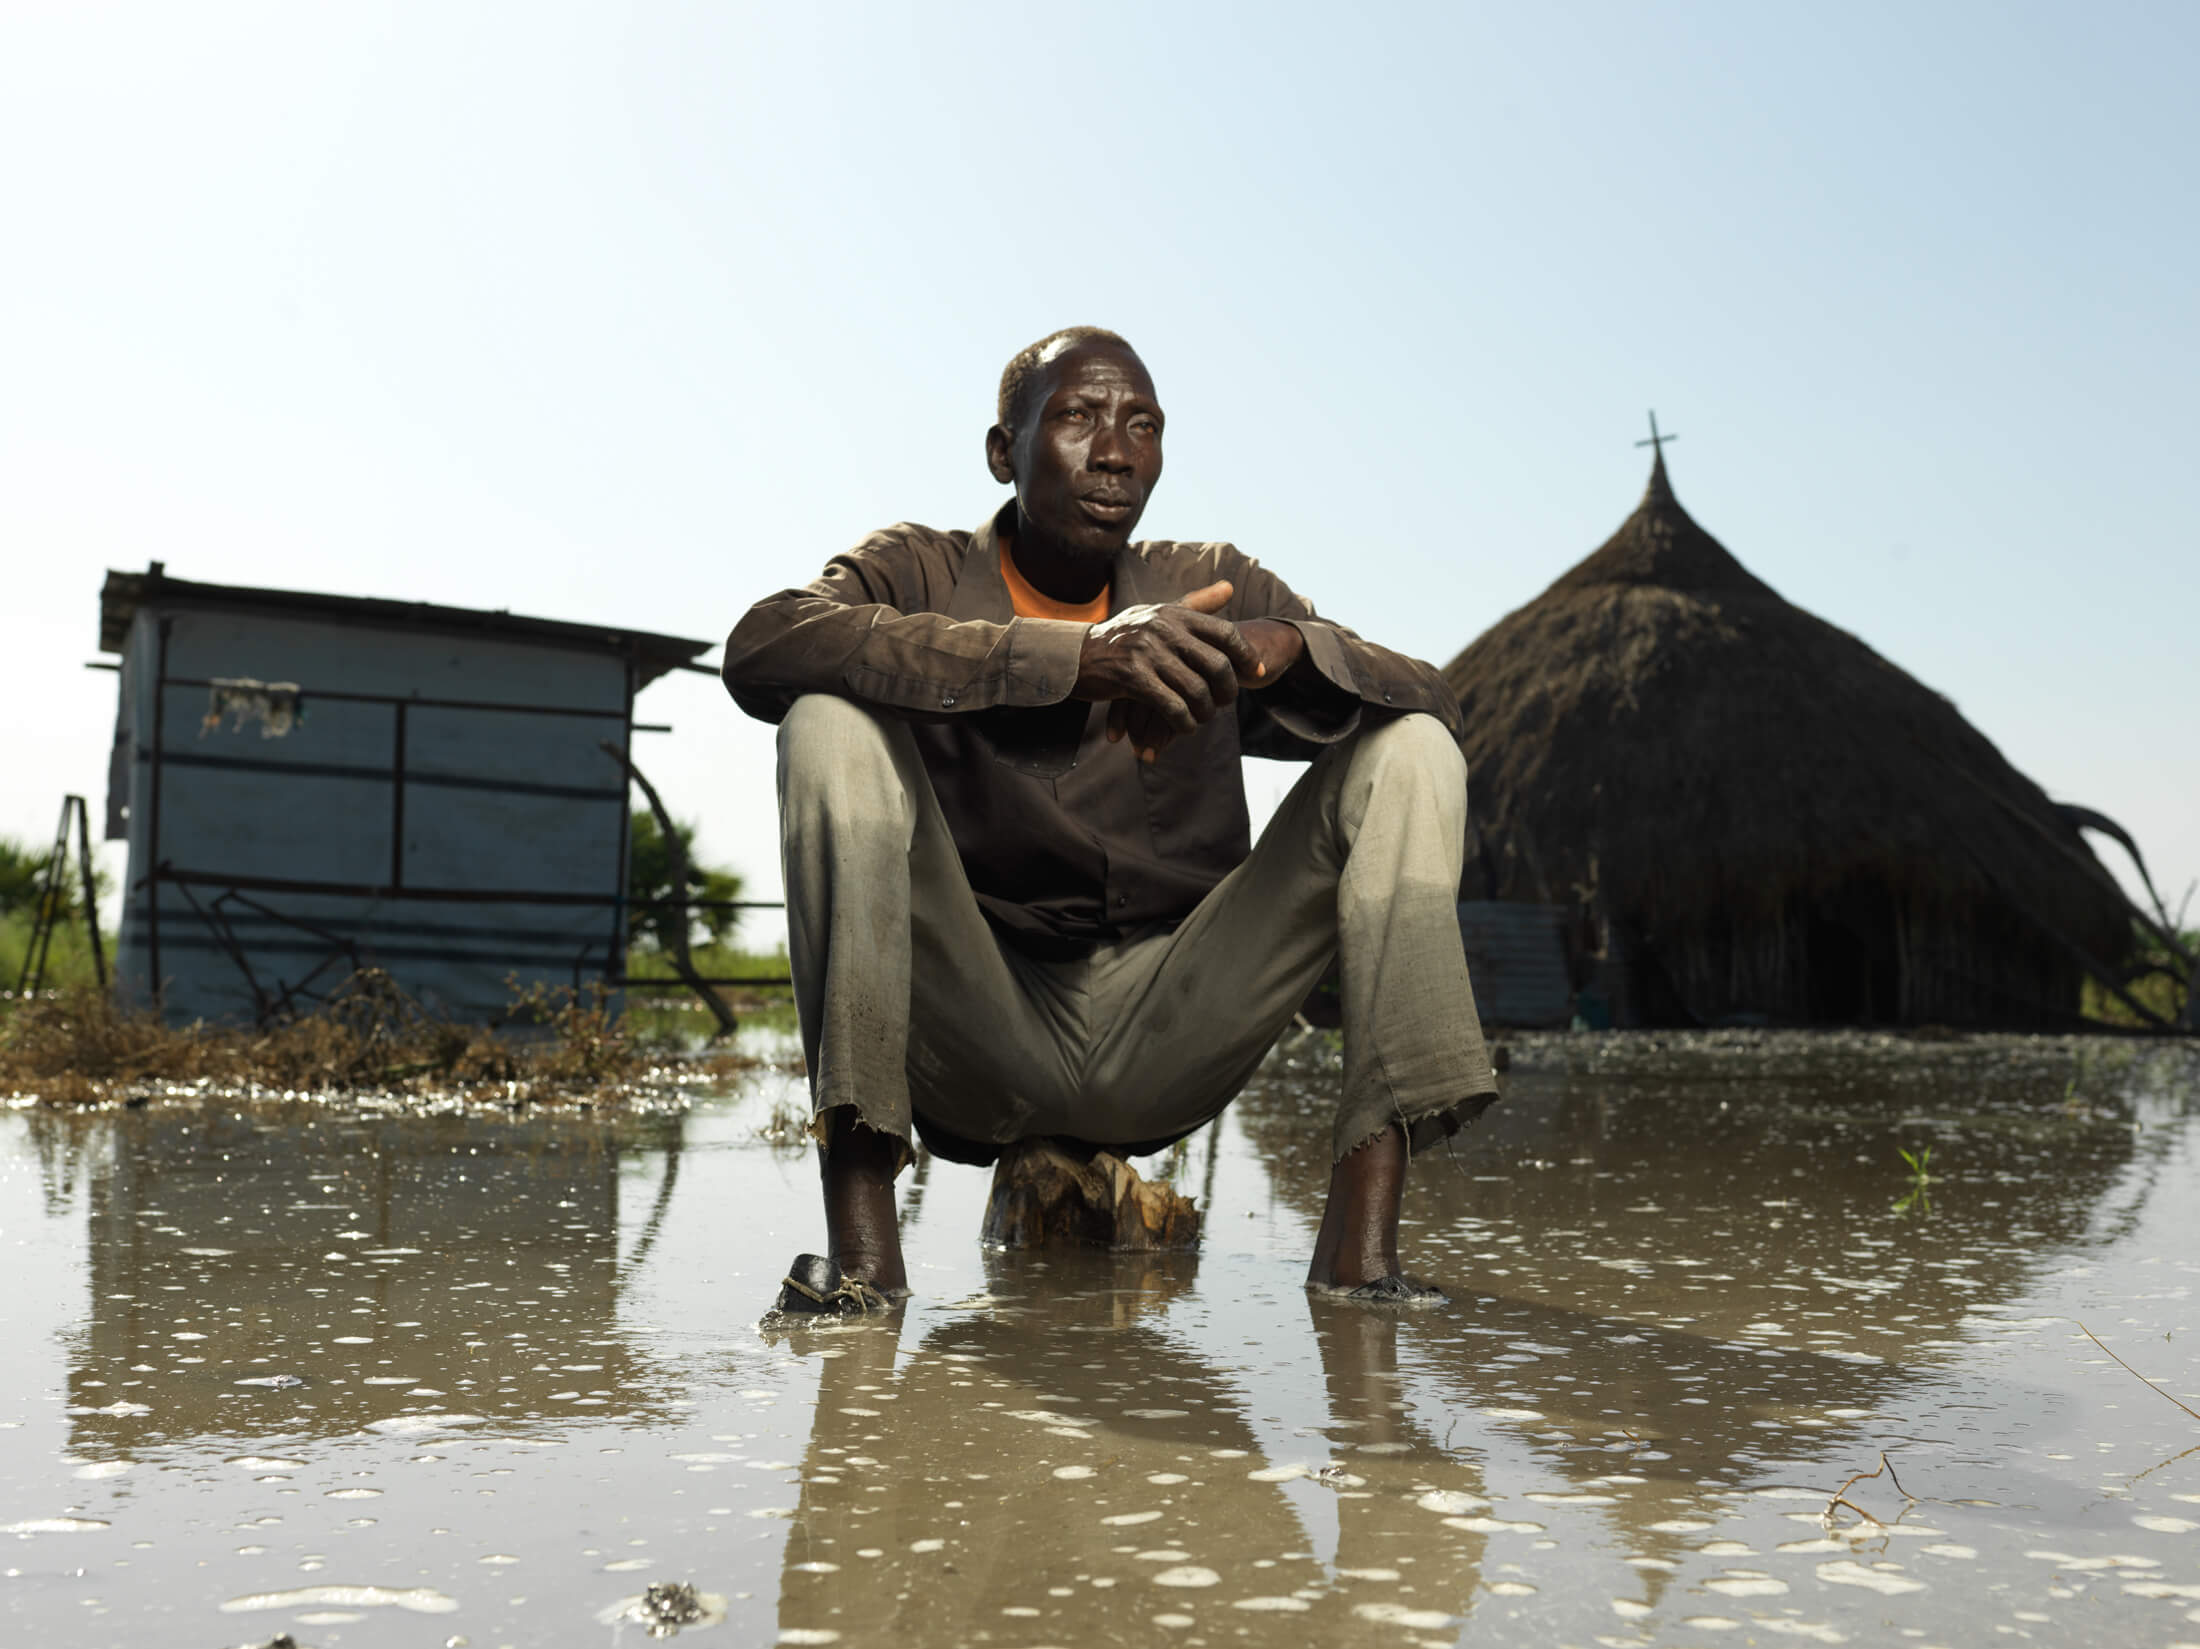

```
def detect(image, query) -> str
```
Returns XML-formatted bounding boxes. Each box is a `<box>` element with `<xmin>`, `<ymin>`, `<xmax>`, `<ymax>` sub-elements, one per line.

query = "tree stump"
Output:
<box><xmin>981</xmin><ymin>1139</ymin><xmax>1202</xmax><ymax>1253</ymax></box>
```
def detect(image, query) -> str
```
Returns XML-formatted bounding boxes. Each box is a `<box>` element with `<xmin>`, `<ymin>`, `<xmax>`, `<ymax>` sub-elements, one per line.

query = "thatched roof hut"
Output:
<box><xmin>1443</xmin><ymin>451</ymin><xmax>2131</xmax><ymax>1028</ymax></box>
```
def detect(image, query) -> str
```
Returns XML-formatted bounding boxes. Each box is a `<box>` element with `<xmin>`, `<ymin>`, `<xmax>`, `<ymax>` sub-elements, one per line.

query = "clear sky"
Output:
<box><xmin>5</xmin><ymin>2</ymin><xmax>2194</xmax><ymax>953</ymax></box>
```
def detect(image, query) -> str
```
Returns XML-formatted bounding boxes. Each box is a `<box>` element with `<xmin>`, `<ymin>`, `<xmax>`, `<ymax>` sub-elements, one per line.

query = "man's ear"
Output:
<box><xmin>985</xmin><ymin>424</ymin><xmax>1016</xmax><ymax>486</ymax></box>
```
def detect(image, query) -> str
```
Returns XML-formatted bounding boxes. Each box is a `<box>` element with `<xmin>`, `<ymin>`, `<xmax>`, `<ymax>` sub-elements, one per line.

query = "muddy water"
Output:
<box><xmin>4</xmin><ymin>1033</ymin><xmax>2199</xmax><ymax>1648</ymax></box>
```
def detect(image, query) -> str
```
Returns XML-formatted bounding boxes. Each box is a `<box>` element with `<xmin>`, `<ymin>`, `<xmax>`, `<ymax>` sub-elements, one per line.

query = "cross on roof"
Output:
<box><xmin>1635</xmin><ymin>410</ymin><xmax>1679</xmax><ymax>453</ymax></box>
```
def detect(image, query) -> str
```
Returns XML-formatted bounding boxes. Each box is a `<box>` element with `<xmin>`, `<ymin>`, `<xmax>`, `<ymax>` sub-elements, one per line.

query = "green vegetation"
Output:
<box><xmin>621</xmin><ymin>815</ymin><xmax>786</xmax><ymax>1037</ymax></box>
<box><xmin>2</xmin><ymin>907</ymin><xmax>108</xmax><ymax>996</ymax></box>
<box><xmin>1</xmin><ymin>833</ymin><xmax>111</xmax><ymax>995</ymax></box>
<box><xmin>0</xmin><ymin>838</ymin><xmax>50</xmax><ymax>913</ymax></box>
<box><xmin>622</xmin><ymin>940</ymin><xmax>796</xmax><ymax>1043</ymax></box>
<box><xmin>624</xmin><ymin>938</ymin><xmax>789</xmax><ymax>987</ymax></box>
<box><xmin>2083</xmin><ymin>921</ymin><xmax>2197</xmax><ymax>1029</ymax></box>
<box><xmin>1895</xmin><ymin>1143</ymin><xmax>1933</xmax><ymax>1217</ymax></box>
<box><xmin>627</xmin><ymin>810</ymin><xmax>744</xmax><ymax>955</ymax></box>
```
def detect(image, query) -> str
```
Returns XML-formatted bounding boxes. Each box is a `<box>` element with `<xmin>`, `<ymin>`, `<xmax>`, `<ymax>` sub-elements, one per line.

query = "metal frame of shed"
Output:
<box><xmin>99</xmin><ymin>564</ymin><xmax>775</xmax><ymax>1023</ymax></box>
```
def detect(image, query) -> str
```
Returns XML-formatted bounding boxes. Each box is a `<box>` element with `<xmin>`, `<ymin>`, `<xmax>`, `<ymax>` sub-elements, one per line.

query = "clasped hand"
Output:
<box><xmin>1070</xmin><ymin>581</ymin><xmax>1304</xmax><ymax>762</ymax></box>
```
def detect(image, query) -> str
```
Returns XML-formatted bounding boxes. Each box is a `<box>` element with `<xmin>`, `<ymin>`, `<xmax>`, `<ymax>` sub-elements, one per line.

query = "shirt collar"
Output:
<box><xmin>952</xmin><ymin>499</ymin><xmax>1153</xmax><ymax>622</ymax></box>
<box><xmin>946</xmin><ymin>501</ymin><xmax>1019</xmax><ymax>624</ymax></box>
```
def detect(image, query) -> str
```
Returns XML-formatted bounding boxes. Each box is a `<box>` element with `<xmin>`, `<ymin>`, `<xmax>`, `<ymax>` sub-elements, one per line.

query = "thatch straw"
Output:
<box><xmin>1442</xmin><ymin>453</ymin><xmax>2129</xmax><ymax>1027</ymax></box>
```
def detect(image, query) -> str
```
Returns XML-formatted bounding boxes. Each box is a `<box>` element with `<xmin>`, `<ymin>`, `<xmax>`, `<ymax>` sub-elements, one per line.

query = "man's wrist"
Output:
<box><xmin>1241</xmin><ymin>618</ymin><xmax>1308</xmax><ymax>685</ymax></box>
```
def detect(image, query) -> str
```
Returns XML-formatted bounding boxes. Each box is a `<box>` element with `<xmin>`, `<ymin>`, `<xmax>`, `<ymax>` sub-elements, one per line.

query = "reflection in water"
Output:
<box><xmin>34</xmin><ymin>1104</ymin><xmax>688</xmax><ymax>1459</ymax></box>
<box><xmin>772</xmin><ymin>1251</ymin><xmax>1494</xmax><ymax>1644</ymax></box>
<box><xmin>1232</xmin><ymin>1042</ymin><xmax>2155</xmax><ymax>1578</ymax></box>
<box><xmin>2</xmin><ymin>1035</ymin><xmax>2193</xmax><ymax>1648</ymax></box>
<box><xmin>753</xmin><ymin>1044</ymin><xmax>2160</xmax><ymax>1643</ymax></box>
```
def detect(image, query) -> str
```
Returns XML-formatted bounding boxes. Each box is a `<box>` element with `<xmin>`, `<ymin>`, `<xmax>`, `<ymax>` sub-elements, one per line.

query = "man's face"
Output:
<box><xmin>988</xmin><ymin>341</ymin><xmax>1165</xmax><ymax>559</ymax></box>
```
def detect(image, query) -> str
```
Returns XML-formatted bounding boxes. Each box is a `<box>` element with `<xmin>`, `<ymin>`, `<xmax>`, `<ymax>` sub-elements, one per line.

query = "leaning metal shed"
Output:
<box><xmin>99</xmin><ymin>563</ymin><xmax>712</xmax><ymax>1024</ymax></box>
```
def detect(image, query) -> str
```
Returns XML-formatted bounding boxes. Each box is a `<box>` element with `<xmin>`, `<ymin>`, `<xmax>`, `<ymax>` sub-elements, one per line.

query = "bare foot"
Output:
<box><xmin>768</xmin><ymin>1253</ymin><xmax>901</xmax><ymax>1319</ymax></box>
<box><xmin>1305</xmin><ymin>1122</ymin><xmax>1448</xmax><ymax>1306</ymax></box>
<box><xmin>820</xmin><ymin>1109</ymin><xmax>911</xmax><ymax>1297</ymax></box>
<box><xmin>1307</xmin><ymin>1273</ymin><xmax>1448</xmax><ymax>1306</ymax></box>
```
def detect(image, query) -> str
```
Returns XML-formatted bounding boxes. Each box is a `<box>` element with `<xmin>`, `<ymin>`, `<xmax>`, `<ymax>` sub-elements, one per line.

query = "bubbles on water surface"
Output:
<box><xmin>1150</xmin><ymin>1566</ymin><xmax>1220</xmax><ymax>1588</ymax></box>
<box><xmin>8</xmin><ymin>1031</ymin><xmax>2200</xmax><ymax>1645</ymax></box>
<box><xmin>2</xmin><ymin>1516</ymin><xmax>110</xmax><ymax>1533</ymax></box>
<box><xmin>219</xmin><ymin>1584</ymin><xmax>458</xmax><ymax>1615</ymax></box>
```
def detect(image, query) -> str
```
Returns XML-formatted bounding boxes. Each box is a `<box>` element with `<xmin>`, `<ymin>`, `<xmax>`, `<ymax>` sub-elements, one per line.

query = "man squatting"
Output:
<box><xmin>722</xmin><ymin>326</ymin><xmax>1498</xmax><ymax>1315</ymax></box>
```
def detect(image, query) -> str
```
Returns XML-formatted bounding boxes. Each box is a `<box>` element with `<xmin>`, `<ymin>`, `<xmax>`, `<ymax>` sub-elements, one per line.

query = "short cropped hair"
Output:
<box><xmin>996</xmin><ymin>326</ymin><xmax>1133</xmax><ymax>432</ymax></box>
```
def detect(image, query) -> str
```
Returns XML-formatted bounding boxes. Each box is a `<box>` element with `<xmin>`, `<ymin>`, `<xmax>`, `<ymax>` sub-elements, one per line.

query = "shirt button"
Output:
<box><xmin>1115</xmin><ymin>894</ymin><xmax>1129</xmax><ymax>908</ymax></box>
<box><xmin>941</xmin><ymin>693</ymin><xmax>957</xmax><ymax>708</ymax></box>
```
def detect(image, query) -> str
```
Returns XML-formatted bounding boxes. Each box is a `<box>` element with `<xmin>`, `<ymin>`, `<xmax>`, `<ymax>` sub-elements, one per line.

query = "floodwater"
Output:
<box><xmin>5</xmin><ymin>1032</ymin><xmax>2200</xmax><ymax>1649</ymax></box>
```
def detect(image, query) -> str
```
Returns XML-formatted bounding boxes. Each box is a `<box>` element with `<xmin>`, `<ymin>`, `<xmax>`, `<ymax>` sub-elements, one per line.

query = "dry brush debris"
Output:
<box><xmin>0</xmin><ymin>968</ymin><xmax>752</xmax><ymax>1108</ymax></box>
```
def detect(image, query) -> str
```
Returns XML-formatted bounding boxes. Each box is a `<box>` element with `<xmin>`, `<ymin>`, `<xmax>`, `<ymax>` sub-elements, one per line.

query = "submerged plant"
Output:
<box><xmin>1895</xmin><ymin>1144</ymin><xmax>1933</xmax><ymax>1217</ymax></box>
<box><xmin>502</xmin><ymin>976</ymin><xmax>639</xmax><ymax>1085</ymax></box>
<box><xmin>757</xmin><ymin>1095</ymin><xmax>810</xmax><ymax>1149</ymax></box>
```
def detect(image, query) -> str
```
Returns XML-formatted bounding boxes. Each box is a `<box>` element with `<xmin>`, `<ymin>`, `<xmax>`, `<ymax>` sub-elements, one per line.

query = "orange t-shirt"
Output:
<box><xmin>1000</xmin><ymin>542</ymin><xmax>1109</xmax><ymax>624</ymax></box>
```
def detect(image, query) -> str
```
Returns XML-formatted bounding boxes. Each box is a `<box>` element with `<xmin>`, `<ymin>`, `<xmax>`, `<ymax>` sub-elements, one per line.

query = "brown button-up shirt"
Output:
<box><xmin>724</xmin><ymin>504</ymin><xmax>1461</xmax><ymax>955</ymax></box>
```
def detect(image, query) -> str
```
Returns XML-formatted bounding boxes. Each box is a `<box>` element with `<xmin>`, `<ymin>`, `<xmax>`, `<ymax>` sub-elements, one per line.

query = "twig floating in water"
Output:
<box><xmin>1824</xmin><ymin>1494</ymin><xmax>1885</xmax><ymax>1528</ymax></box>
<box><xmin>1822</xmin><ymin>1451</ymin><xmax>1917</xmax><ymax>1527</ymax></box>
<box><xmin>2070</xmin><ymin>1319</ymin><xmax>2200</xmax><ymax>1425</ymax></box>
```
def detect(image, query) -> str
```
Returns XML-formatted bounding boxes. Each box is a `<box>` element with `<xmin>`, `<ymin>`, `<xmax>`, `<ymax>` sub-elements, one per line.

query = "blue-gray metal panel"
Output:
<box><xmin>150</xmin><ymin>741</ymin><xmax>394</xmax><ymax>888</ymax></box>
<box><xmin>122</xmin><ymin>893</ymin><xmax>618</xmax><ymax>1024</ymax></box>
<box><xmin>401</xmin><ymin>705</ymin><xmax>624</xmax><ymax>895</ymax></box>
<box><xmin>1456</xmin><ymin>901</ymin><xmax>1573</xmax><ymax>1028</ymax></box>
<box><xmin>400</xmin><ymin>786</ymin><xmax>626</xmax><ymax>897</ymax></box>
<box><xmin>115</xmin><ymin>606</ymin><xmax>634</xmax><ymax>1024</ymax></box>
<box><xmin>157</xmin><ymin>609</ymin><xmax>628</xmax><ymax>709</ymax></box>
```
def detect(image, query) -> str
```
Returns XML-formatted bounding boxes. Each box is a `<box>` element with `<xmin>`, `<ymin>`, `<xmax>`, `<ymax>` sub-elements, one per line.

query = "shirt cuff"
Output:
<box><xmin>983</xmin><ymin>618</ymin><xmax>1092</xmax><ymax>775</ymax></box>
<box><xmin>1003</xmin><ymin>617</ymin><xmax>1088</xmax><ymax>707</ymax></box>
<box><xmin>1263</xmin><ymin>620</ymin><xmax>1365</xmax><ymax>743</ymax></box>
<box><xmin>1286</xmin><ymin>620</ymin><xmax>1360</xmax><ymax>697</ymax></box>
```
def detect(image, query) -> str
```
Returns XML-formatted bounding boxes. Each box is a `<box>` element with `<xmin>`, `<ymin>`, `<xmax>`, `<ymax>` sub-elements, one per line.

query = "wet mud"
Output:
<box><xmin>3</xmin><ymin>1030</ymin><xmax>2199</xmax><ymax>1645</ymax></box>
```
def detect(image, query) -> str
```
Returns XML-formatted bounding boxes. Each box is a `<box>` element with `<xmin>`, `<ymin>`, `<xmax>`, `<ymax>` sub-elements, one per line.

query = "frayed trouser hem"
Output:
<box><xmin>820</xmin><ymin>1081</ymin><xmax>1499</xmax><ymax>1176</ymax></box>
<box><xmin>1335</xmin><ymin>1085</ymin><xmax>1501</xmax><ymax>1164</ymax></box>
<box><xmin>1402</xmin><ymin>1088</ymin><xmax>1500</xmax><ymax>1157</ymax></box>
<box><xmin>808</xmin><ymin>1098</ymin><xmax>917</xmax><ymax>1176</ymax></box>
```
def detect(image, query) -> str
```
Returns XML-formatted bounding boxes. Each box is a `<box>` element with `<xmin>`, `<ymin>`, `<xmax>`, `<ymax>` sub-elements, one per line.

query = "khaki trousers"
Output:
<box><xmin>776</xmin><ymin>695</ymin><xmax>1497</xmax><ymax>1169</ymax></box>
